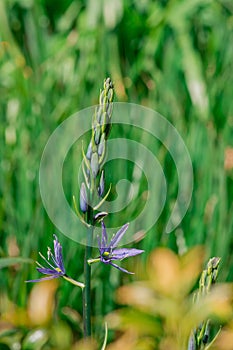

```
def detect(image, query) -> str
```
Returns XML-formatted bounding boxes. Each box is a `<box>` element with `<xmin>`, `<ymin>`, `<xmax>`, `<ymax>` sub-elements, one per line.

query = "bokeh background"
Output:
<box><xmin>0</xmin><ymin>0</ymin><xmax>233</xmax><ymax>349</ymax></box>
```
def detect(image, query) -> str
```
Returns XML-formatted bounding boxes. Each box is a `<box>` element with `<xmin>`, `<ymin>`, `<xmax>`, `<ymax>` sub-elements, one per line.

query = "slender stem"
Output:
<box><xmin>83</xmin><ymin>206</ymin><xmax>93</xmax><ymax>338</ymax></box>
<box><xmin>87</xmin><ymin>257</ymin><xmax>101</xmax><ymax>264</ymax></box>
<box><xmin>63</xmin><ymin>275</ymin><xmax>85</xmax><ymax>289</ymax></box>
<box><xmin>81</xmin><ymin>78</ymin><xmax>114</xmax><ymax>338</ymax></box>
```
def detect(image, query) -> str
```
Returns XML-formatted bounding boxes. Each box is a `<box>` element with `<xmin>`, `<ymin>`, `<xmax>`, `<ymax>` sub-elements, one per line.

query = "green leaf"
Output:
<box><xmin>0</xmin><ymin>257</ymin><xmax>33</xmax><ymax>269</ymax></box>
<box><xmin>100</xmin><ymin>322</ymin><xmax>108</xmax><ymax>350</ymax></box>
<box><xmin>22</xmin><ymin>329</ymin><xmax>48</xmax><ymax>350</ymax></box>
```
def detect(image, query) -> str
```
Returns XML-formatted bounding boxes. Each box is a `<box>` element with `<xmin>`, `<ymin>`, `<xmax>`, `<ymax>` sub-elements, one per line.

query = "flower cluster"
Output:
<box><xmin>80</xmin><ymin>78</ymin><xmax>114</xmax><ymax>214</ymax></box>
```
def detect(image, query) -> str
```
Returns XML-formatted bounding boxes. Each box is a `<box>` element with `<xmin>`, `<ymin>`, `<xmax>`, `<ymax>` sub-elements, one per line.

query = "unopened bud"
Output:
<box><xmin>96</xmin><ymin>106</ymin><xmax>103</xmax><ymax>123</ymax></box>
<box><xmin>98</xmin><ymin>134</ymin><xmax>105</xmax><ymax>157</ymax></box>
<box><xmin>80</xmin><ymin>182</ymin><xmax>88</xmax><ymax>213</ymax></box>
<box><xmin>188</xmin><ymin>333</ymin><xmax>196</xmax><ymax>350</ymax></box>
<box><xmin>86</xmin><ymin>142</ymin><xmax>92</xmax><ymax>160</ymax></box>
<box><xmin>90</xmin><ymin>152</ymin><xmax>99</xmax><ymax>178</ymax></box>
<box><xmin>94</xmin><ymin>211</ymin><xmax>108</xmax><ymax>223</ymax></box>
<box><xmin>104</xmin><ymin>77</ymin><xmax>114</xmax><ymax>90</ymax></box>
<box><xmin>98</xmin><ymin>170</ymin><xmax>105</xmax><ymax>197</ymax></box>
<box><xmin>94</xmin><ymin>123</ymin><xmax>101</xmax><ymax>145</ymax></box>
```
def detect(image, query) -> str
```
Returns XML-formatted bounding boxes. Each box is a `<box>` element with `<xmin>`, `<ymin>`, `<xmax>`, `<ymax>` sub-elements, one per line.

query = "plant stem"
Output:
<box><xmin>83</xmin><ymin>206</ymin><xmax>93</xmax><ymax>338</ymax></box>
<box><xmin>81</xmin><ymin>78</ymin><xmax>114</xmax><ymax>338</ymax></box>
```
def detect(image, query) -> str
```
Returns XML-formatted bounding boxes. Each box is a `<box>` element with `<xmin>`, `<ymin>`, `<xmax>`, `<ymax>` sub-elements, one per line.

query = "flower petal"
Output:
<box><xmin>53</xmin><ymin>234</ymin><xmax>65</xmax><ymax>273</ymax></box>
<box><xmin>109</xmin><ymin>223</ymin><xmax>129</xmax><ymax>248</ymax></box>
<box><xmin>25</xmin><ymin>275</ymin><xmax>59</xmax><ymax>283</ymax></box>
<box><xmin>36</xmin><ymin>267</ymin><xmax>59</xmax><ymax>275</ymax></box>
<box><xmin>111</xmin><ymin>248</ymin><xmax>144</xmax><ymax>261</ymax></box>
<box><xmin>101</xmin><ymin>221</ymin><xmax>108</xmax><ymax>248</ymax></box>
<box><xmin>109</xmin><ymin>262</ymin><xmax>134</xmax><ymax>274</ymax></box>
<box><xmin>98</xmin><ymin>235</ymin><xmax>109</xmax><ymax>256</ymax></box>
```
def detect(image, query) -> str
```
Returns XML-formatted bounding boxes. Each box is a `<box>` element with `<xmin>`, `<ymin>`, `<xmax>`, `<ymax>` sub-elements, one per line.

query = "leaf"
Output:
<box><xmin>100</xmin><ymin>322</ymin><xmax>108</xmax><ymax>350</ymax></box>
<box><xmin>0</xmin><ymin>257</ymin><xmax>33</xmax><ymax>269</ymax></box>
<box><xmin>22</xmin><ymin>329</ymin><xmax>48</xmax><ymax>350</ymax></box>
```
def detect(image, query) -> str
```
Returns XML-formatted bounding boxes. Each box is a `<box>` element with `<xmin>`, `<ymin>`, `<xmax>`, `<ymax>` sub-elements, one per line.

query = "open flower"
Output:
<box><xmin>26</xmin><ymin>235</ymin><xmax>84</xmax><ymax>288</ymax></box>
<box><xmin>89</xmin><ymin>222</ymin><xmax>144</xmax><ymax>274</ymax></box>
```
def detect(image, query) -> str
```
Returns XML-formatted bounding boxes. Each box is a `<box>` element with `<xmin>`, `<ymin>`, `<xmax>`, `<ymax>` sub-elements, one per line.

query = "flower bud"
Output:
<box><xmin>94</xmin><ymin>123</ymin><xmax>101</xmax><ymax>145</ymax></box>
<box><xmin>98</xmin><ymin>134</ymin><xmax>105</xmax><ymax>157</ymax></box>
<box><xmin>80</xmin><ymin>182</ymin><xmax>88</xmax><ymax>213</ymax></box>
<box><xmin>90</xmin><ymin>152</ymin><xmax>99</xmax><ymax>178</ymax></box>
<box><xmin>96</xmin><ymin>106</ymin><xmax>103</xmax><ymax>124</ymax></box>
<box><xmin>86</xmin><ymin>142</ymin><xmax>92</xmax><ymax>160</ymax></box>
<box><xmin>94</xmin><ymin>211</ymin><xmax>108</xmax><ymax>223</ymax></box>
<box><xmin>98</xmin><ymin>170</ymin><xmax>105</xmax><ymax>197</ymax></box>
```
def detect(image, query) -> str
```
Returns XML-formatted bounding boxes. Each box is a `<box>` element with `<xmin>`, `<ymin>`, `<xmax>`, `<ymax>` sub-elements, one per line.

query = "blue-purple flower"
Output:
<box><xmin>96</xmin><ymin>222</ymin><xmax>144</xmax><ymax>274</ymax></box>
<box><xmin>26</xmin><ymin>235</ymin><xmax>84</xmax><ymax>288</ymax></box>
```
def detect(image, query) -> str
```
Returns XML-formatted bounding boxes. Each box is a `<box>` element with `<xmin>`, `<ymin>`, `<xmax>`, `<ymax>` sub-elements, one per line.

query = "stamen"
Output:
<box><xmin>39</xmin><ymin>252</ymin><xmax>56</xmax><ymax>270</ymax></box>
<box><xmin>47</xmin><ymin>247</ymin><xmax>51</xmax><ymax>260</ymax></box>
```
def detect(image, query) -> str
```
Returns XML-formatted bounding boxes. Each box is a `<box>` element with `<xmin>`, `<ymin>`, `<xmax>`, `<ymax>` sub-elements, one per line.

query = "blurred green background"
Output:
<box><xmin>0</xmin><ymin>0</ymin><xmax>233</xmax><ymax>349</ymax></box>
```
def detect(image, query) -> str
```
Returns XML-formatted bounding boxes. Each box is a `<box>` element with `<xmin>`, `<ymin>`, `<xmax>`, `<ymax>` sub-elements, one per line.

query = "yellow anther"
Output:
<box><xmin>103</xmin><ymin>252</ymin><xmax>110</xmax><ymax>257</ymax></box>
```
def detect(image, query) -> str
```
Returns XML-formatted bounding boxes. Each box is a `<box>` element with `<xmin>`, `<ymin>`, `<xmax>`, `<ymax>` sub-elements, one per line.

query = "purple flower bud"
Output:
<box><xmin>86</xmin><ymin>142</ymin><xmax>92</xmax><ymax>160</ymax></box>
<box><xmin>90</xmin><ymin>152</ymin><xmax>99</xmax><ymax>178</ymax></box>
<box><xmin>94</xmin><ymin>124</ymin><xmax>101</xmax><ymax>145</ymax></box>
<box><xmin>80</xmin><ymin>182</ymin><xmax>88</xmax><ymax>213</ymax></box>
<box><xmin>98</xmin><ymin>134</ymin><xmax>105</xmax><ymax>157</ymax></box>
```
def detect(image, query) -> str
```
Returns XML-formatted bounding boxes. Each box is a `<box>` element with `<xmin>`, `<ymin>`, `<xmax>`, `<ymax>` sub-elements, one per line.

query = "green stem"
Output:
<box><xmin>88</xmin><ymin>257</ymin><xmax>101</xmax><ymax>264</ymax></box>
<box><xmin>83</xmin><ymin>206</ymin><xmax>94</xmax><ymax>338</ymax></box>
<box><xmin>63</xmin><ymin>275</ymin><xmax>85</xmax><ymax>289</ymax></box>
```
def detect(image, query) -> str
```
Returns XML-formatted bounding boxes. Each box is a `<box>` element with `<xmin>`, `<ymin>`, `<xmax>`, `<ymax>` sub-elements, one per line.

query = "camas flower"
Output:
<box><xmin>89</xmin><ymin>222</ymin><xmax>144</xmax><ymax>274</ymax></box>
<box><xmin>26</xmin><ymin>235</ymin><xmax>84</xmax><ymax>288</ymax></box>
